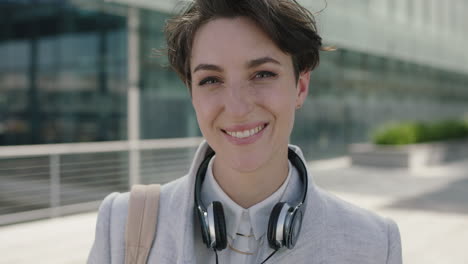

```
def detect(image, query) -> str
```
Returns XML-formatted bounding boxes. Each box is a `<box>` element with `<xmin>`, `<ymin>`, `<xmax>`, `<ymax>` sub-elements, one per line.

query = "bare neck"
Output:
<box><xmin>212</xmin><ymin>148</ymin><xmax>289</xmax><ymax>209</ymax></box>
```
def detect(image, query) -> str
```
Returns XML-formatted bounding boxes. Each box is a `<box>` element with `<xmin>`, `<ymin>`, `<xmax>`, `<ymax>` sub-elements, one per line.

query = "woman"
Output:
<box><xmin>88</xmin><ymin>0</ymin><xmax>402</xmax><ymax>263</ymax></box>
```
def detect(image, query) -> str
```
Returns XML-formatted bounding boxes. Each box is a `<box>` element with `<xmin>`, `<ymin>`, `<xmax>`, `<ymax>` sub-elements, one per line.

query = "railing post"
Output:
<box><xmin>50</xmin><ymin>154</ymin><xmax>61</xmax><ymax>218</ymax></box>
<box><xmin>128</xmin><ymin>7</ymin><xmax>141</xmax><ymax>187</ymax></box>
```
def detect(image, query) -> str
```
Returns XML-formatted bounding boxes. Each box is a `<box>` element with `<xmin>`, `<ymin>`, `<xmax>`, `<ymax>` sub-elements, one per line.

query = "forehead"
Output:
<box><xmin>190</xmin><ymin>17</ymin><xmax>291</xmax><ymax>69</ymax></box>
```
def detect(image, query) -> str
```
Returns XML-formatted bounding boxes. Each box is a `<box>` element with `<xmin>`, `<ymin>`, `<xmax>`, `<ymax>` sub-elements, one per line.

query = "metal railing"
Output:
<box><xmin>0</xmin><ymin>137</ymin><xmax>203</xmax><ymax>226</ymax></box>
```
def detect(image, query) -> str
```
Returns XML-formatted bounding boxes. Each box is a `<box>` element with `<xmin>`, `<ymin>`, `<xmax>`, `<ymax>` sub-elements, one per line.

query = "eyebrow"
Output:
<box><xmin>193</xmin><ymin>64</ymin><xmax>223</xmax><ymax>73</ymax></box>
<box><xmin>192</xmin><ymin>56</ymin><xmax>281</xmax><ymax>74</ymax></box>
<box><xmin>247</xmin><ymin>56</ymin><xmax>281</xmax><ymax>68</ymax></box>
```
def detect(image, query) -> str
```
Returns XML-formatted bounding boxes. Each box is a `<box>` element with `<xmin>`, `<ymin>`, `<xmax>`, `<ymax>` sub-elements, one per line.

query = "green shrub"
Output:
<box><xmin>372</xmin><ymin>119</ymin><xmax>468</xmax><ymax>145</ymax></box>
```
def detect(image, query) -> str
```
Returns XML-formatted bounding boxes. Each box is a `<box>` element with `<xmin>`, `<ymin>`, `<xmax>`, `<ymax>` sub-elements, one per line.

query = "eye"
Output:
<box><xmin>254</xmin><ymin>71</ymin><xmax>277</xmax><ymax>79</ymax></box>
<box><xmin>198</xmin><ymin>77</ymin><xmax>220</xmax><ymax>86</ymax></box>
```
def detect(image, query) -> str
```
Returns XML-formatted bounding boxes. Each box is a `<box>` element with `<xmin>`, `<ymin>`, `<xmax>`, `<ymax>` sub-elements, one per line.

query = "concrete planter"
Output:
<box><xmin>350</xmin><ymin>139</ymin><xmax>468</xmax><ymax>171</ymax></box>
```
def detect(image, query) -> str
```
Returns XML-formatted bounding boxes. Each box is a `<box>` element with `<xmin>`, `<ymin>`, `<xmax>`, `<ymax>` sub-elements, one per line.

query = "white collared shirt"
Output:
<box><xmin>195</xmin><ymin>155</ymin><xmax>302</xmax><ymax>264</ymax></box>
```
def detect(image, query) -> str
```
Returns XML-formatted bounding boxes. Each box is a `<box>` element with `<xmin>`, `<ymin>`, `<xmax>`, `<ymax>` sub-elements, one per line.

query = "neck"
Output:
<box><xmin>212</xmin><ymin>147</ymin><xmax>289</xmax><ymax>208</ymax></box>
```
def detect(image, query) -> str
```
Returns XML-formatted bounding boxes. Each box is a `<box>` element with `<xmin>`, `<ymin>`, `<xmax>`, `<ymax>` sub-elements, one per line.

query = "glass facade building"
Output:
<box><xmin>1</xmin><ymin>0</ymin><xmax>468</xmax><ymax>224</ymax></box>
<box><xmin>138</xmin><ymin>9</ymin><xmax>199</xmax><ymax>140</ymax></box>
<box><xmin>1</xmin><ymin>0</ymin><xmax>468</xmax><ymax>159</ymax></box>
<box><xmin>0</xmin><ymin>0</ymin><xmax>128</xmax><ymax>145</ymax></box>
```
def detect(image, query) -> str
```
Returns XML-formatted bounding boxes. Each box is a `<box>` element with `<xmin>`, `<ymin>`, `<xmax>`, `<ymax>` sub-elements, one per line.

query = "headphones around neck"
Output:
<box><xmin>194</xmin><ymin>146</ymin><xmax>308</xmax><ymax>252</ymax></box>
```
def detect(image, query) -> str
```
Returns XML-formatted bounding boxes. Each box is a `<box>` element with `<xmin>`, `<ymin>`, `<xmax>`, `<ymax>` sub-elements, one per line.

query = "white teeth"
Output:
<box><xmin>225</xmin><ymin>124</ymin><xmax>266</xmax><ymax>139</ymax></box>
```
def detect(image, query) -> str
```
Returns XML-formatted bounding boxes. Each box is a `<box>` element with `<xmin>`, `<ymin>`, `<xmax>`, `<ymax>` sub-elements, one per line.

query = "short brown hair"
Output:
<box><xmin>165</xmin><ymin>0</ymin><xmax>323</xmax><ymax>89</ymax></box>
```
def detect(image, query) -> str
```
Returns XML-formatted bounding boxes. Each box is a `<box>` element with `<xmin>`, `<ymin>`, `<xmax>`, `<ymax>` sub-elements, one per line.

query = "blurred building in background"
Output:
<box><xmin>1</xmin><ymin>0</ymin><xmax>468</xmax><ymax>224</ymax></box>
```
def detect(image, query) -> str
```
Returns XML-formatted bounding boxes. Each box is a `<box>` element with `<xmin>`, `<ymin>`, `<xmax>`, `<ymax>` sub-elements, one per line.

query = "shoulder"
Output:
<box><xmin>160</xmin><ymin>174</ymin><xmax>191</xmax><ymax>203</ymax></box>
<box><xmin>302</xmin><ymin>187</ymin><xmax>402</xmax><ymax>263</ymax></box>
<box><xmin>87</xmin><ymin>192</ymin><xmax>127</xmax><ymax>263</ymax></box>
<box><xmin>87</xmin><ymin>175</ymin><xmax>192</xmax><ymax>263</ymax></box>
<box><xmin>318</xmin><ymin>188</ymin><xmax>390</xmax><ymax>233</ymax></box>
<box><xmin>97</xmin><ymin>175</ymin><xmax>190</xmax><ymax>219</ymax></box>
<box><xmin>98</xmin><ymin>174</ymin><xmax>193</xmax><ymax>235</ymax></box>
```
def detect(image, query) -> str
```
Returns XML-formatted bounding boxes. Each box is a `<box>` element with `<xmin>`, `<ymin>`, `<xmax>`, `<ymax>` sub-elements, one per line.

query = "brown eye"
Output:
<box><xmin>254</xmin><ymin>71</ymin><xmax>277</xmax><ymax>79</ymax></box>
<box><xmin>199</xmin><ymin>77</ymin><xmax>219</xmax><ymax>86</ymax></box>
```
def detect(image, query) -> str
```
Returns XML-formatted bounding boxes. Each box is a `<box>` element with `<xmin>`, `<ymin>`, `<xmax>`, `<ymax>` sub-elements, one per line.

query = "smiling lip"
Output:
<box><xmin>222</xmin><ymin>122</ymin><xmax>268</xmax><ymax>132</ymax></box>
<box><xmin>221</xmin><ymin>122</ymin><xmax>269</xmax><ymax>145</ymax></box>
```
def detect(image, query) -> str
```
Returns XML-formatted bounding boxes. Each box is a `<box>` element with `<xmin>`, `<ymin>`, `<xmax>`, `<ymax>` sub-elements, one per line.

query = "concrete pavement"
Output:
<box><xmin>1</xmin><ymin>158</ymin><xmax>468</xmax><ymax>264</ymax></box>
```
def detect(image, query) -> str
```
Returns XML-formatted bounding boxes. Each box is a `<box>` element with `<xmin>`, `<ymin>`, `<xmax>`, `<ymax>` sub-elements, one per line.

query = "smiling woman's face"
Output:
<box><xmin>190</xmin><ymin>16</ymin><xmax>309</xmax><ymax>173</ymax></box>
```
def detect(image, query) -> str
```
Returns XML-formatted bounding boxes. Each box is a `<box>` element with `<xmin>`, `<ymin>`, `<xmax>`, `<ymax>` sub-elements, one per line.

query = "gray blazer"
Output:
<box><xmin>88</xmin><ymin>141</ymin><xmax>402</xmax><ymax>264</ymax></box>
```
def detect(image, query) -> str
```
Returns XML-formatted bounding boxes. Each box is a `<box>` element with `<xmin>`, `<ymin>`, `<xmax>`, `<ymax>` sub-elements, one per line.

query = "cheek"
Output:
<box><xmin>263</xmin><ymin>87</ymin><xmax>297</xmax><ymax>134</ymax></box>
<box><xmin>192</xmin><ymin>93</ymin><xmax>220</xmax><ymax>131</ymax></box>
<box><xmin>259</xmin><ymin>86</ymin><xmax>296</xmax><ymax>116</ymax></box>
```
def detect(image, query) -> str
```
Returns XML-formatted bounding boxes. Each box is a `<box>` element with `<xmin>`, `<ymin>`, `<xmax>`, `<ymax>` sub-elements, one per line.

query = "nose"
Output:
<box><xmin>223</xmin><ymin>82</ymin><xmax>254</xmax><ymax>118</ymax></box>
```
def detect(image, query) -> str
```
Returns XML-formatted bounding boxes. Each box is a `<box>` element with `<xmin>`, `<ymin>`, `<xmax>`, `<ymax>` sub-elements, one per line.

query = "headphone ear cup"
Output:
<box><xmin>212</xmin><ymin>201</ymin><xmax>227</xmax><ymax>250</ymax></box>
<box><xmin>284</xmin><ymin>209</ymin><xmax>303</xmax><ymax>249</ymax></box>
<box><xmin>196</xmin><ymin>206</ymin><xmax>210</xmax><ymax>248</ymax></box>
<box><xmin>267</xmin><ymin>202</ymin><xmax>286</xmax><ymax>250</ymax></box>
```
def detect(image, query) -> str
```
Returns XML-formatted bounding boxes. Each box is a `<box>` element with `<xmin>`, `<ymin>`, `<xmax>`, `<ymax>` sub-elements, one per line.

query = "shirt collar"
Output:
<box><xmin>201</xmin><ymin>155</ymin><xmax>301</xmax><ymax>240</ymax></box>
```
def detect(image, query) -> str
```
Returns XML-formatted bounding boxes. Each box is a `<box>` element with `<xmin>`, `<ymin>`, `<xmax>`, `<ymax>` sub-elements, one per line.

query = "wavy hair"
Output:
<box><xmin>165</xmin><ymin>0</ymin><xmax>324</xmax><ymax>89</ymax></box>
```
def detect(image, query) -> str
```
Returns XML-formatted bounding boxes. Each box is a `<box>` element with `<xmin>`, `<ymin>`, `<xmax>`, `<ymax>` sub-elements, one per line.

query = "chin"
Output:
<box><xmin>224</xmin><ymin>149</ymin><xmax>271</xmax><ymax>173</ymax></box>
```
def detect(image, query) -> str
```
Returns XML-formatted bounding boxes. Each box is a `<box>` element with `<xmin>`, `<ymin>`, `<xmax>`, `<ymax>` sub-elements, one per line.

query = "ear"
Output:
<box><xmin>295</xmin><ymin>71</ymin><xmax>310</xmax><ymax>108</ymax></box>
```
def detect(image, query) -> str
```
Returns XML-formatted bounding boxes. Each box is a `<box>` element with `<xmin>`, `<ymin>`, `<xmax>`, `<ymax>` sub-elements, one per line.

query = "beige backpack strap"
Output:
<box><xmin>125</xmin><ymin>184</ymin><xmax>161</xmax><ymax>264</ymax></box>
